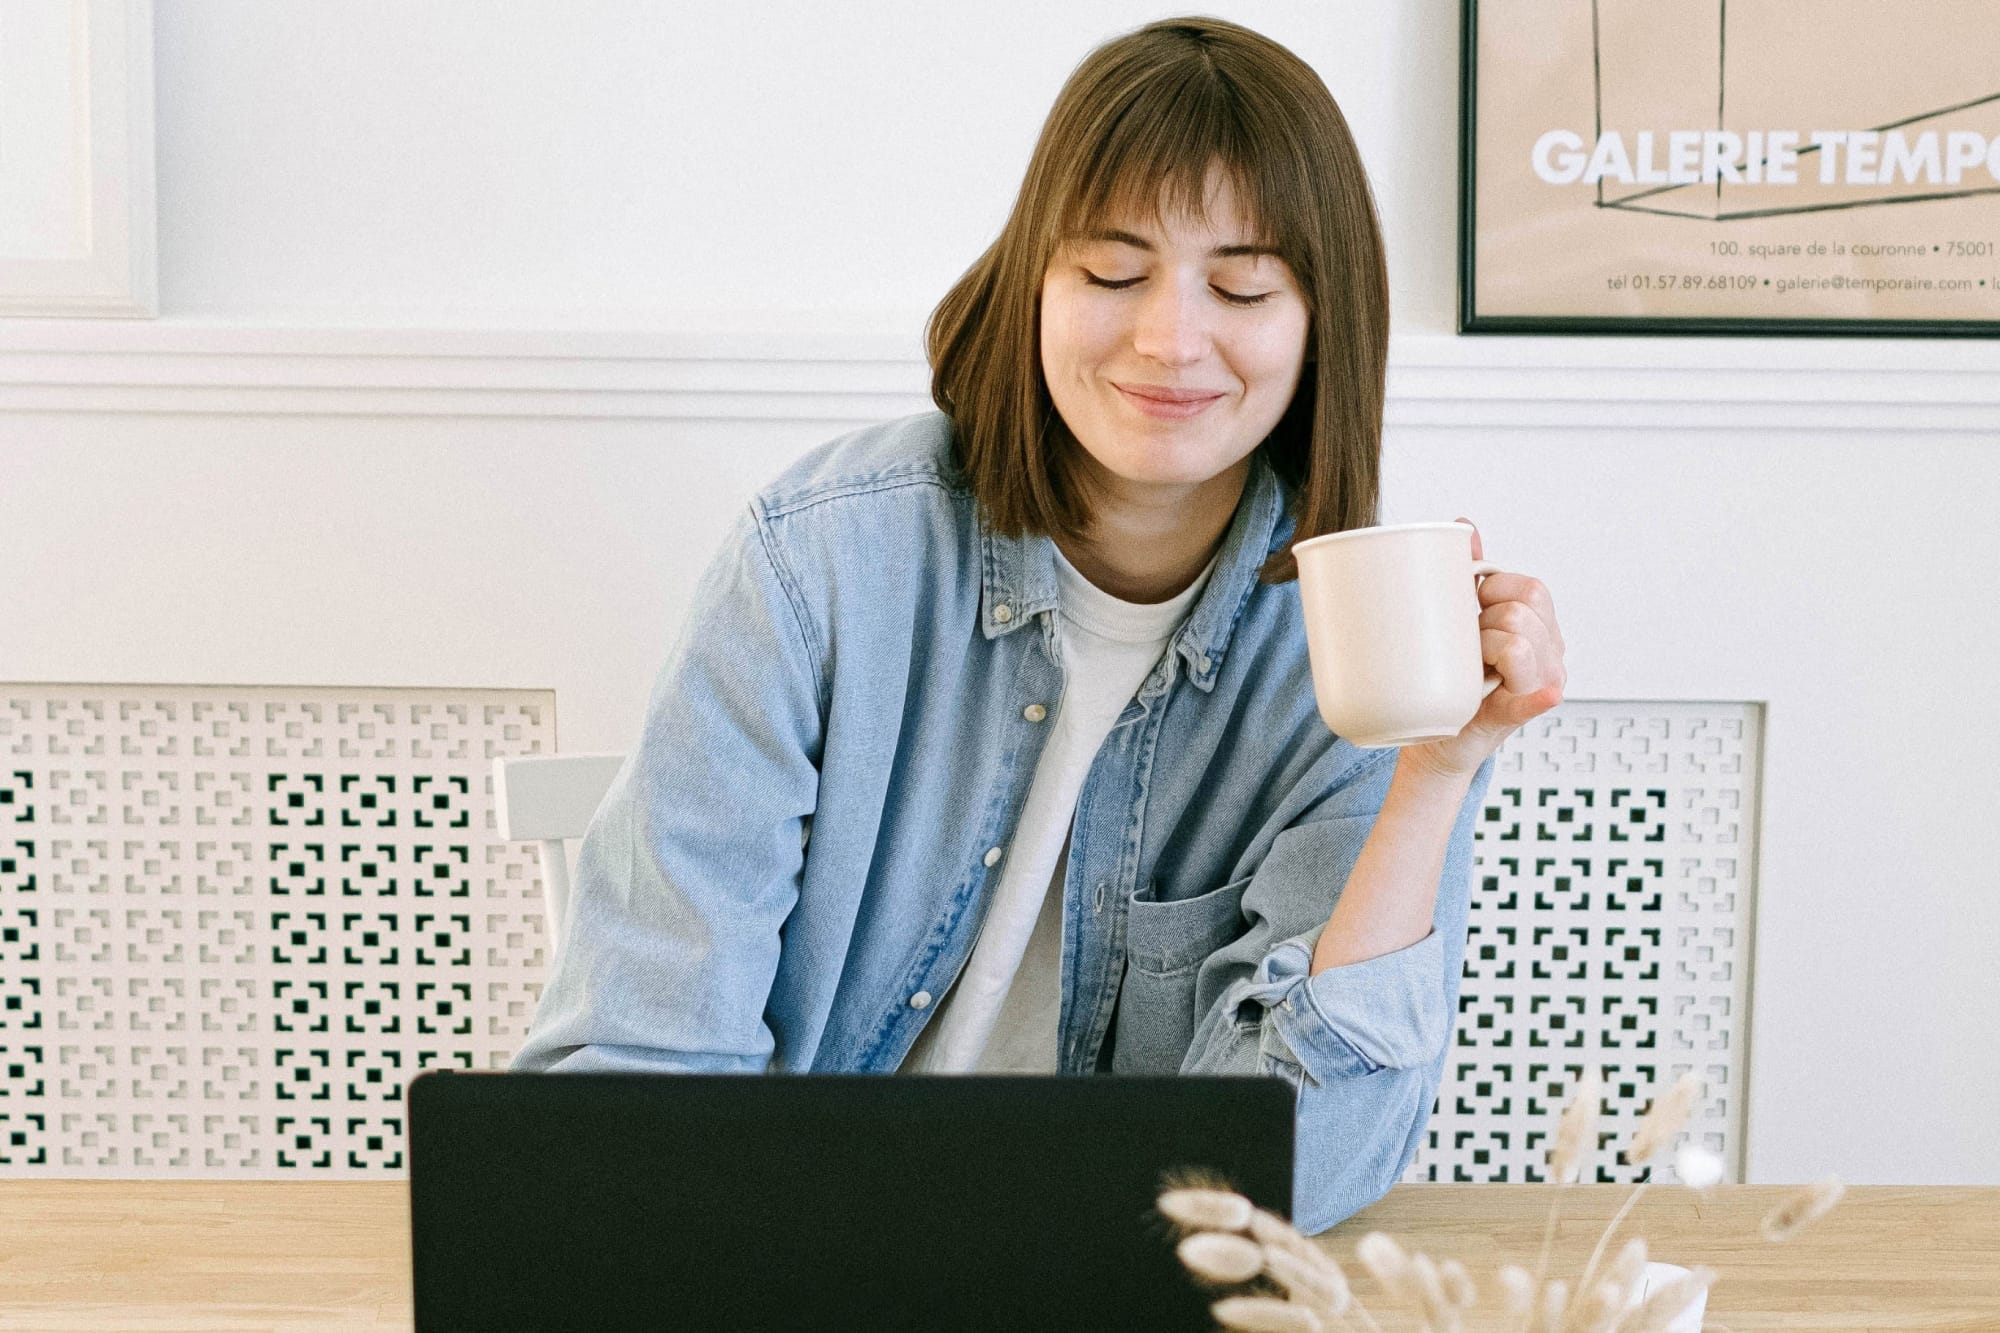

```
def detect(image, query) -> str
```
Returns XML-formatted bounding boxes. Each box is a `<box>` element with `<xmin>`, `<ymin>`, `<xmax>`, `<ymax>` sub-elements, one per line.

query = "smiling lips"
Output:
<box><xmin>1114</xmin><ymin>382</ymin><xmax>1225</xmax><ymax>419</ymax></box>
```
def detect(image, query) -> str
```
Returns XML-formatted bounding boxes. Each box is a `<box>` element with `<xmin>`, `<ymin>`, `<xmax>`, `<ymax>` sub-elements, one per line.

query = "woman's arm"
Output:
<box><xmin>1182</xmin><ymin>549</ymin><xmax>1564</xmax><ymax>1233</ymax></box>
<box><xmin>1310</xmin><ymin>753</ymin><xmax>1477</xmax><ymax>974</ymax></box>
<box><xmin>511</xmin><ymin>504</ymin><xmax>824</xmax><ymax>1075</ymax></box>
<box><xmin>1176</xmin><ymin>750</ymin><xmax>1496</xmax><ymax>1235</ymax></box>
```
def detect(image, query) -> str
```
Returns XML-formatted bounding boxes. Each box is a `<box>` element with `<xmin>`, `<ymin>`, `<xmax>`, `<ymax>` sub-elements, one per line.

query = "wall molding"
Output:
<box><xmin>1</xmin><ymin>316</ymin><xmax>1997</xmax><ymax>430</ymax></box>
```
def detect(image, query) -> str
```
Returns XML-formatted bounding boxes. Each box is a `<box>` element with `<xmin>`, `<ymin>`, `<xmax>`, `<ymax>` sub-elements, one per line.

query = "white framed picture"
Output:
<box><xmin>0</xmin><ymin>0</ymin><xmax>156</xmax><ymax>318</ymax></box>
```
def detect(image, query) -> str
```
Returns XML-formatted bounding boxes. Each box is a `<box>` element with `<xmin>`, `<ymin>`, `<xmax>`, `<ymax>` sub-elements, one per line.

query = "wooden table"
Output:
<box><xmin>0</xmin><ymin>1181</ymin><xmax>1994</xmax><ymax>1330</ymax></box>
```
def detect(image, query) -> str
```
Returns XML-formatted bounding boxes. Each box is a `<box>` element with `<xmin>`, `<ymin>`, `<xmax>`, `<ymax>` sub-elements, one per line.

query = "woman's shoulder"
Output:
<box><xmin>746</xmin><ymin>410</ymin><xmax>981</xmax><ymax>609</ymax></box>
<box><xmin>754</xmin><ymin>409</ymin><xmax>967</xmax><ymax>522</ymax></box>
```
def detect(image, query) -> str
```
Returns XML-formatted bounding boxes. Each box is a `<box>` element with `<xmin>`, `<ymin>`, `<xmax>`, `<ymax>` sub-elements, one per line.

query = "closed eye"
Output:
<box><xmin>1081</xmin><ymin>270</ymin><xmax>1273</xmax><ymax>307</ymax></box>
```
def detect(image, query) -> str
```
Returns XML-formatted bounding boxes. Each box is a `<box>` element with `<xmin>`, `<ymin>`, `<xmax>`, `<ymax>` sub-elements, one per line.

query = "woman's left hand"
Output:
<box><xmin>1401</xmin><ymin>518</ymin><xmax>1568</xmax><ymax>781</ymax></box>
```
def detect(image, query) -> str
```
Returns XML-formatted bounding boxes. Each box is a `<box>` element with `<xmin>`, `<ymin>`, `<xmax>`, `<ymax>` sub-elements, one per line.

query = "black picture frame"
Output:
<box><xmin>1457</xmin><ymin>0</ymin><xmax>2000</xmax><ymax>337</ymax></box>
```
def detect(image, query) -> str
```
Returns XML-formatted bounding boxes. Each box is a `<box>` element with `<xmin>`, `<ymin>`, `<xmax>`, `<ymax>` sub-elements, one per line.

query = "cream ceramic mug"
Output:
<box><xmin>1292</xmin><ymin>521</ymin><xmax>1501</xmax><ymax>748</ymax></box>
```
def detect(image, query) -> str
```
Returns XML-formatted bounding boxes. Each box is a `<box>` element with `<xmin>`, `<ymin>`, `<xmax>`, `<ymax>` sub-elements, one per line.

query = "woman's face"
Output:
<box><xmin>1039</xmin><ymin>165</ymin><xmax>1311</xmax><ymax>501</ymax></box>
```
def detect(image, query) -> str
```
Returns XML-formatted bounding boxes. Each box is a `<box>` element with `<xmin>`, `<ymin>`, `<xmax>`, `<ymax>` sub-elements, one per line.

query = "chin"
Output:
<box><xmin>1097</xmin><ymin>449</ymin><xmax>1240</xmax><ymax>489</ymax></box>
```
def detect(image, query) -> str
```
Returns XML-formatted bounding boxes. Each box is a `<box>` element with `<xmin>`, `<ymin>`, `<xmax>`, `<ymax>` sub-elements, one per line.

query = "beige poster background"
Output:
<box><xmin>1472</xmin><ymin>0</ymin><xmax>2000</xmax><ymax>324</ymax></box>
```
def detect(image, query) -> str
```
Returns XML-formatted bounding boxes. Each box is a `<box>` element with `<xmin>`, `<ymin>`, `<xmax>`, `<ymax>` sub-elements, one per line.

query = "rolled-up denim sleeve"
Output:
<box><xmin>511</xmin><ymin>504</ymin><xmax>823</xmax><ymax>1075</ymax></box>
<box><xmin>1181</xmin><ymin>750</ymin><xmax>1497</xmax><ymax>1234</ymax></box>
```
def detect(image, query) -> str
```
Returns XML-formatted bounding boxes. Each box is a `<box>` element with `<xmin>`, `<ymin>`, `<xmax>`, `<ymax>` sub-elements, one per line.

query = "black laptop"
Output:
<box><xmin>408</xmin><ymin>1070</ymin><xmax>1294</xmax><ymax>1332</ymax></box>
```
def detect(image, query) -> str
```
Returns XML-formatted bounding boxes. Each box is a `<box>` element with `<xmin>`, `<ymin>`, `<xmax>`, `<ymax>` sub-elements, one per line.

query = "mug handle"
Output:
<box><xmin>1472</xmin><ymin>559</ymin><xmax>1503</xmax><ymax>699</ymax></box>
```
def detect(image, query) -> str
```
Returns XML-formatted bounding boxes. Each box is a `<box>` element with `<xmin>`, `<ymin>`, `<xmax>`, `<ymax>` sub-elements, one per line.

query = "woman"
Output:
<box><xmin>514</xmin><ymin>15</ymin><xmax>1566</xmax><ymax>1233</ymax></box>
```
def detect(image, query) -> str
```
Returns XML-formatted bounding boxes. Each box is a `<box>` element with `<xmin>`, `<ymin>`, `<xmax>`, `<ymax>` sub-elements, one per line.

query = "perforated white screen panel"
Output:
<box><xmin>1406</xmin><ymin>702</ymin><xmax>1760</xmax><ymax>1186</ymax></box>
<box><xmin>1</xmin><ymin>690</ymin><xmax>1755</xmax><ymax>1184</ymax></box>
<box><xmin>0</xmin><ymin>685</ymin><xmax>553</xmax><ymax>1175</ymax></box>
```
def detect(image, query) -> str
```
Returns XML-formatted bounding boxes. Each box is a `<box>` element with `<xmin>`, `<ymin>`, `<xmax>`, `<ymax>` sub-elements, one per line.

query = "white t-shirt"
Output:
<box><xmin>899</xmin><ymin>543</ymin><xmax>1213</xmax><ymax>1074</ymax></box>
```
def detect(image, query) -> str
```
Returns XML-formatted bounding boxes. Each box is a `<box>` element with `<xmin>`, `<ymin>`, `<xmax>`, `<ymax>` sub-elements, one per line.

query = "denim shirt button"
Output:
<box><xmin>983</xmin><ymin>846</ymin><xmax>1003</xmax><ymax>867</ymax></box>
<box><xmin>993</xmin><ymin>604</ymin><xmax>1014</xmax><ymax>624</ymax></box>
<box><xmin>909</xmin><ymin>991</ymin><xmax>932</xmax><ymax>1009</ymax></box>
<box><xmin>1022</xmin><ymin>704</ymin><xmax>1047</xmax><ymax>723</ymax></box>
<box><xmin>1198</xmin><ymin>654</ymin><xmax>1213</xmax><ymax>674</ymax></box>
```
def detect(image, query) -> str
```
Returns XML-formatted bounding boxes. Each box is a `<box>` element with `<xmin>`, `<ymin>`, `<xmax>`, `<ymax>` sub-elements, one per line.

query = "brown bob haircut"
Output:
<box><xmin>925</xmin><ymin>15</ymin><xmax>1388</xmax><ymax>584</ymax></box>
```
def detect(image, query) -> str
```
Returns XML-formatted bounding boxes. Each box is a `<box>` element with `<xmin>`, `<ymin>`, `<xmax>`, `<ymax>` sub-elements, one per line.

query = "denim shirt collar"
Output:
<box><xmin>978</xmin><ymin>450</ymin><xmax>1293</xmax><ymax>693</ymax></box>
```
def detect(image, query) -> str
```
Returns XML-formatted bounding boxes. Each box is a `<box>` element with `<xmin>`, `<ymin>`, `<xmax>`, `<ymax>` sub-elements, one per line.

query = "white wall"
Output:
<box><xmin>3</xmin><ymin>0</ymin><xmax>1997</xmax><ymax>1188</ymax></box>
<box><xmin>147</xmin><ymin>1</ymin><xmax>1453</xmax><ymax>332</ymax></box>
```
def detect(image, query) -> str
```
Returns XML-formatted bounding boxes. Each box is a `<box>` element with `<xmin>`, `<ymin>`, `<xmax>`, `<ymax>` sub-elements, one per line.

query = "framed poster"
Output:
<box><xmin>1459</xmin><ymin>0</ymin><xmax>2000</xmax><ymax>335</ymax></box>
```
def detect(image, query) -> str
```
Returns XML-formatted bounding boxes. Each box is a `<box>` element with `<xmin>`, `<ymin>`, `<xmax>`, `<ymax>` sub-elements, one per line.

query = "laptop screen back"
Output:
<box><xmin>409</xmin><ymin>1070</ymin><xmax>1295</xmax><ymax>1332</ymax></box>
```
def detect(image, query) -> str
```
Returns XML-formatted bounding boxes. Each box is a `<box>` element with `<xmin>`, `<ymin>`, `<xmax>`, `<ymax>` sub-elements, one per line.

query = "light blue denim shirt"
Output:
<box><xmin>513</xmin><ymin>408</ymin><xmax>1496</xmax><ymax>1233</ymax></box>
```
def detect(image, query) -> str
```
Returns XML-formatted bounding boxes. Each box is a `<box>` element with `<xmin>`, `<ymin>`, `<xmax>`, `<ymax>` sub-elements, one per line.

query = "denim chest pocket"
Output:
<box><xmin>1114</xmin><ymin>877</ymin><xmax>1250</xmax><ymax>1074</ymax></box>
<box><xmin>1124</xmin><ymin>877</ymin><xmax>1248</xmax><ymax>977</ymax></box>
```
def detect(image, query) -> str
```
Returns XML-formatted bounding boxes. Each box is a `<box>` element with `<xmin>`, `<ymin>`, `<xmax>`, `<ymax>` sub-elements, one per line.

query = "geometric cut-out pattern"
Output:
<box><xmin>0</xmin><ymin>684</ymin><xmax>553</xmax><ymax>1176</ymax></box>
<box><xmin>1404</xmin><ymin>703</ymin><xmax>1760</xmax><ymax>1187</ymax></box>
<box><xmin>0</xmin><ymin>688</ymin><xmax>1754</xmax><ymax>1187</ymax></box>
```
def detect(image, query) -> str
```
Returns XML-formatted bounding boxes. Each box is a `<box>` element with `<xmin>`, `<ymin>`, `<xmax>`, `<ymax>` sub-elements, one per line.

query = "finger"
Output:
<box><xmin>1478</xmin><ymin>600</ymin><xmax>1541</xmax><ymax>638</ymax></box>
<box><xmin>1478</xmin><ymin>598</ymin><xmax>1564</xmax><ymax>675</ymax></box>
<box><xmin>1476</xmin><ymin>574</ymin><xmax>1565</xmax><ymax>655</ymax></box>
<box><xmin>1480</xmin><ymin>627</ymin><xmax>1557</xmax><ymax>700</ymax></box>
<box><xmin>1456</xmin><ymin>516</ymin><xmax>1484</xmax><ymax>562</ymax></box>
<box><xmin>1475</xmin><ymin>571</ymin><xmax>1542</xmax><ymax>609</ymax></box>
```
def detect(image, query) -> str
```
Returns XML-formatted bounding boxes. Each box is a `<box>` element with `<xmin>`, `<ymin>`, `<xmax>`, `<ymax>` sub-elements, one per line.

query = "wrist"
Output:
<box><xmin>1393</xmin><ymin>743</ymin><xmax>1485</xmax><ymax>791</ymax></box>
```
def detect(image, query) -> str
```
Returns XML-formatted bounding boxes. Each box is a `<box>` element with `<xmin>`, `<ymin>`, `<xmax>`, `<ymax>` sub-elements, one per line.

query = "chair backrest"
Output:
<box><xmin>491</xmin><ymin>753</ymin><xmax>626</xmax><ymax>949</ymax></box>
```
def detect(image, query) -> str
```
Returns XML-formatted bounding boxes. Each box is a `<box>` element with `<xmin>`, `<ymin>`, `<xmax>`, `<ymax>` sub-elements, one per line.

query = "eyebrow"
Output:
<box><xmin>1081</xmin><ymin>228</ymin><xmax>1281</xmax><ymax>260</ymax></box>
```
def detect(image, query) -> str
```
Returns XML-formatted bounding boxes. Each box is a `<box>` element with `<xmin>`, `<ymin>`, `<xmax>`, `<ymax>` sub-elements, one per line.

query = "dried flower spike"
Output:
<box><xmin>1626</xmin><ymin>1071</ymin><xmax>1703</xmax><ymax>1166</ymax></box>
<box><xmin>1248</xmin><ymin>1206</ymin><xmax>1325</xmax><ymax>1268</ymax></box>
<box><xmin>1539</xmin><ymin>1277</ymin><xmax>1569</xmax><ymax>1331</ymax></box>
<box><xmin>1437</xmin><ymin>1257</ymin><xmax>1477</xmax><ymax>1310</ymax></box>
<box><xmin>1760</xmin><ymin>1176</ymin><xmax>1845</xmax><ymax>1243</ymax></box>
<box><xmin>1621</xmin><ymin>1264</ymin><xmax>1717</xmax><ymax>1332</ymax></box>
<box><xmin>1496</xmin><ymin>1264</ymin><xmax>1535</xmax><ymax>1314</ymax></box>
<box><xmin>1354</xmin><ymin>1231</ymin><xmax>1414</xmax><ymax>1302</ymax></box>
<box><xmin>1549</xmin><ymin>1069</ymin><xmax>1604</xmax><ymax>1183</ymax></box>
<box><xmin>1261</xmin><ymin>1242</ymin><xmax>1352</xmax><ymax>1317</ymax></box>
<box><xmin>1567</xmin><ymin>1277</ymin><xmax>1625</xmax><ymax>1333</ymax></box>
<box><xmin>1605</xmin><ymin>1237</ymin><xmax>1649</xmax><ymax>1295</ymax></box>
<box><xmin>1211</xmin><ymin>1295</ymin><xmax>1325</xmax><ymax>1333</ymax></box>
<box><xmin>1177</xmin><ymin>1231</ymin><xmax>1267</xmax><ymax>1285</ymax></box>
<box><xmin>1159</xmin><ymin>1187</ymin><xmax>1255</xmax><ymax>1233</ymax></box>
<box><xmin>1411</xmin><ymin>1252</ymin><xmax>1457</xmax><ymax>1330</ymax></box>
<box><xmin>1673</xmin><ymin>1142</ymin><xmax>1725</xmax><ymax>1189</ymax></box>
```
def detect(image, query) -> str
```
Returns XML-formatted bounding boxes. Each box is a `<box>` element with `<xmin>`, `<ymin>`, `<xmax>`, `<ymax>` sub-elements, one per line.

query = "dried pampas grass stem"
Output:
<box><xmin>1626</xmin><ymin>1072</ymin><xmax>1703</xmax><ymax>1167</ymax></box>
<box><xmin>1568</xmin><ymin>1179</ymin><xmax>1649</xmax><ymax>1317</ymax></box>
<box><xmin>1261</xmin><ymin>1243</ymin><xmax>1351</xmax><ymax>1319</ymax></box>
<box><xmin>1354</xmin><ymin>1231</ymin><xmax>1414</xmax><ymax>1304</ymax></box>
<box><xmin>1525</xmin><ymin>1069</ymin><xmax>1602</xmax><ymax>1332</ymax></box>
<box><xmin>1566</xmin><ymin>1275</ymin><xmax>1626</xmax><ymax>1333</ymax></box>
<box><xmin>1605</xmin><ymin>1236</ymin><xmax>1648</xmax><ymax>1297</ymax></box>
<box><xmin>1537</xmin><ymin>1276</ymin><xmax>1569</xmax><ymax>1333</ymax></box>
<box><xmin>1409</xmin><ymin>1252</ymin><xmax>1459</xmax><ymax>1332</ymax></box>
<box><xmin>1248</xmin><ymin>1207</ymin><xmax>1325</xmax><ymax>1269</ymax></box>
<box><xmin>1437</xmin><ymin>1257</ymin><xmax>1477</xmax><ymax>1311</ymax></box>
<box><xmin>1178</xmin><ymin>1231</ymin><xmax>1267</xmax><ymax>1286</ymax></box>
<box><xmin>1549</xmin><ymin>1070</ymin><xmax>1604</xmax><ymax>1185</ymax></box>
<box><xmin>1159</xmin><ymin>1186</ymin><xmax>1256</xmax><ymax>1234</ymax></box>
<box><xmin>1156</xmin><ymin>1070</ymin><xmax>1838</xmax><ymax>1333</ymax></box>
<box><xmin>1760</xmin><ymin>1177</ymin><xmax>1846</xmax><ymax>1243</ymax></box>
<box><xmin>1211</xmin><ymin>1294</ymin><xmax>1325</xmax><ymax>1332</ymax></box>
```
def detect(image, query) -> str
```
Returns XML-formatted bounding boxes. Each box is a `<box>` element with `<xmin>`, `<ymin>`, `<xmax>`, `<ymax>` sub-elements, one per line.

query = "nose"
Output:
<box><xmin>1130</xmin><ymin>275</ymin><xmax>1210</xmax><ymax>367</ymax></box>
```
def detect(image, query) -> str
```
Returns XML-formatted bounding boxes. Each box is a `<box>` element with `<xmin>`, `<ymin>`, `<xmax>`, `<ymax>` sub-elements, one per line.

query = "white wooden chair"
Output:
<box><xmin>491</xmin><ymin>752</ymin><xmax>626</xmax><ymax>949</ymax></box>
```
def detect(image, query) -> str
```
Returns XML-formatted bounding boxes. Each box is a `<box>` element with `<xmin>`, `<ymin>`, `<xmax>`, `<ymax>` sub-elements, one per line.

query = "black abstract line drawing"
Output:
<box><xmin>1590</xmin><ymin>0</ymin><xmax>2000</xmax><ymax>221</ymax></box>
